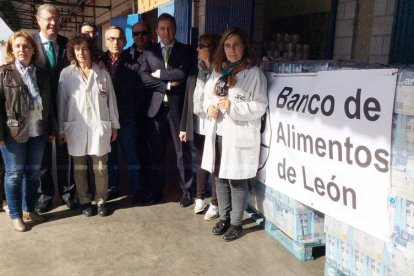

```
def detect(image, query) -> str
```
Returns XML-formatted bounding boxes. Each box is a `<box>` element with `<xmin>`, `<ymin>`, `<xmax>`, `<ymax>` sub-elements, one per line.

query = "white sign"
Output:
<box><xmin>257</xmin><ymin>69</ymin><xmax>397</xmax><ymax>240</ymax></box>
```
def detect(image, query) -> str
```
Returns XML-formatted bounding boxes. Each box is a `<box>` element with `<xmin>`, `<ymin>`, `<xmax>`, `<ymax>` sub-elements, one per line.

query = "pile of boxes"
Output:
<box><xmin>250</xmin><ymin>64</ymin><xmax>414</xmax><ymax>271</ymax></box>
<box><xmin>324</xmin><ymin>69</ymin><xmax>414</xmax><ymax>275</ymax></box>
<box><xmin>262</xmin><ymin>186</ymin><xmax>325</xmax><ymax>244</ymax></box>
<box><xmin>248</xmin><ymin>179</ymin><xmax>325</xmax><ymax>261</ymax></box>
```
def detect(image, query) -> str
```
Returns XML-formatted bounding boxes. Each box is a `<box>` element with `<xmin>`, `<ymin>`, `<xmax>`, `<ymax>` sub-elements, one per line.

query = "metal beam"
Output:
<box><xmin>3</xmin><ymin>0</ymin><xmax>109</xmax><ymax>32</ymax></box>
<box><xmin>10</xmin><ymin>0</ymin><xmax>112</xmax><ymax>9</ymax></box>
<box><xmin>1</xmin><ymin>10</ymin><xmax>36</xmax><ymax>16</ymax></box>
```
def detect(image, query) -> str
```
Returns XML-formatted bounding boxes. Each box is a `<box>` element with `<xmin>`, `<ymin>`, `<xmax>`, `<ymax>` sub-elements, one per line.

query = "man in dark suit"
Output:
<box><xmin>33</xmin><ymin>4</ymin><xmax>76</xmax><ymax>212</ymax></box>
<box><xmin>127</xmin><ymin>21</ymin><xmax>152</xmax><ymax>63</ymax></box>
<box><xmin>139</xmin><ymin>13</ymin><xmax>196</xmax><ymax>207</ymax></box>
<box><xmin>125</xmin><ymin>21</ymin><xmax>153</xmax><ymax>199</ymax></box>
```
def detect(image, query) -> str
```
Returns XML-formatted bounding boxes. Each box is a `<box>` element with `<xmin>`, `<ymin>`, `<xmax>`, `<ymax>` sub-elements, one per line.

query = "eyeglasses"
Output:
<box><xmin>133</xmin><ymin>31</ymin><xmax>149</xmax><ymax>37</ymax></box>
<box><xmin>198</xmin><ymin>43</ymin><xmax>209</xmax><ymax>49</ymax></box>
<box><xmin>106</xmin><ymin>37</ymin><xmax>124</xmax><ymax>43</ymax></box>
<box><xmin>38</xmin><ymin>16</ymin><xmax>61</xmax><ymax>24</ymax></box>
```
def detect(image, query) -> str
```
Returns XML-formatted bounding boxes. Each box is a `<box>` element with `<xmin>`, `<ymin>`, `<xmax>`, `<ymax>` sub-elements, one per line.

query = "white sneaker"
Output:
<box><xmin>204</xmin><ymin>204</ymin><xmax>219</xmax><ymax>220</ymax></box>
<box><xmin>194</xmin><ymin>199</ymin><xmax>207</xmax><ymax>214</ymax></box>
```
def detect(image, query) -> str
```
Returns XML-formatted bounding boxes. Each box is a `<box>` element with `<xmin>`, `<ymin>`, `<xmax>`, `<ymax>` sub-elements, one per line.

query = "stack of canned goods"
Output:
<box><xmin>263</xmin><ymin>33</ymin><xmax>310</xmax><ymax>60</ymax></box>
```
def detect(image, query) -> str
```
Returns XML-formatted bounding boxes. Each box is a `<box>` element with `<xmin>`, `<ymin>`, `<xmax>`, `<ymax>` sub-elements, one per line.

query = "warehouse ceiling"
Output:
<box><xmin>0</xmin><ymin>0</ymin><xmax>111</xmax><ymax>32</ymax></box>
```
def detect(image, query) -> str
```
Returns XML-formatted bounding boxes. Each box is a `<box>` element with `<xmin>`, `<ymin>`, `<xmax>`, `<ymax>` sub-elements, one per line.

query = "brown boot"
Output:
<box><xmin>11</xmin><ymin>218</ymin><xmax>27</xmax><ymax>232</ymax></box>
<box><xmin>23</xmin><ymin>211</ymin><xmax>47</xmax><ymax>223</ymax></box>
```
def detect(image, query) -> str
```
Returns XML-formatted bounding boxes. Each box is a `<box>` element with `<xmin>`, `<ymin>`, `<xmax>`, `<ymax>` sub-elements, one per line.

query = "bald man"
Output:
<box><xmin>127</xmin><ymin>21</ymin><xmax>152</xmax><ymax>62</ymax></box>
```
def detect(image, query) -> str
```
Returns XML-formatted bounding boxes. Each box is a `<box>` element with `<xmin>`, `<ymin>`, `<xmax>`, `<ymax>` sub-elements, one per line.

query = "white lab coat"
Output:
<box><xmin>201</xmin><ymin>66</ymin><xmax>268</xmax><ymax>179</ymax></box>
<box><xmin>57</xmin><ymin>64</ymin><xmax>120</xmax><ymax>157</ymax></box>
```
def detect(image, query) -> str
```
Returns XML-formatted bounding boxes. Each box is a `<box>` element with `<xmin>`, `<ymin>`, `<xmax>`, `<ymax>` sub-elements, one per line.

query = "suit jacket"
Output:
<box><xmin>180</xmin><ymin>66</ymin><xmax>198</xmax><ymax>141</ymax></box>
<box><xmin>126</xmin><ymin>43</ymin><xmax>143</xmax><ymax>64</ymax></box>
<box><xmin>139</xmin><ymin>41</ymin><xmax>196</xmax><ymax>118</ymax></box>
<box><xmin>32</xmin><ymin>32</ymin><xmax>69</xmax><ymax>98</ymax></box>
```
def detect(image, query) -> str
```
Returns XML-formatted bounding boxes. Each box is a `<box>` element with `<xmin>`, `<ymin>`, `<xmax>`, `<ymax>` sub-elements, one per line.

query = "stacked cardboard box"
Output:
<box><xmin>251</xmin><ymin>64</ymin><xmax>414</xmax><ymax>268</ymax></box>
<box><xmin>262</xmin><ymin>185</ymin><xmax>325</xmax><ymax>244</ymax></box>
<box><xmin>324</xmin><ymin>69</ymin><xmax>414</xmax><ymax>275</ymax></box>
<box><xmin>248</xmin><ymin>179</ymin><xmax>325</xmax><ymax>261</ymax></box>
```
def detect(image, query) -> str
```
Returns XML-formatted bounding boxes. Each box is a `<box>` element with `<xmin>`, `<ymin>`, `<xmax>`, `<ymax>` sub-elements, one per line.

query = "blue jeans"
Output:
<box><xmin>1</xmin><ymin>136</ymin><xmax>45</xmax><ymax>219</ymax></box>
<box><xmin>108</xmin><ymin>120</ymin><xmax>143</xmax><ymax>195</ymax></box>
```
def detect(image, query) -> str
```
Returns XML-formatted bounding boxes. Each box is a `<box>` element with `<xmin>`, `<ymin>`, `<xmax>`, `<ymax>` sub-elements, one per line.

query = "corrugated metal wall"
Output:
<box><xmin>111</xmin><ymin>14</ymin><xmax>141</xmax><ymax>49</ymax></box>
<box><xmin>389</xmin><ymin>0</ymin><xmax>414</xmax><ymax>64</ymax></box>
<box><xmin>174</xmin><ymin>0</ymin><xmax>191</xmax><ymax>44</ymax></box>
<box><xmin>205</xmin><ymin>0</ymin><xmax>254</xmax><ymax>39</ymax></box>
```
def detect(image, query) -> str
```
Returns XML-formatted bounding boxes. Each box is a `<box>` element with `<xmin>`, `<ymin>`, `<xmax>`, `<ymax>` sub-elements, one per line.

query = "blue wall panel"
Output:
<box><xmin>158</xmin><ymin>2</ymin><xmax>175</xmax><ymax>16</ymax></box>
<box><xmin>205</xmin><ymin>0</ymin><xmax>253</xmax><ymax>40</ymax></box>
<box><xmin>389</xmin><ymin>0</ymin><xmax>414</xmax><ymax>64</ymax></box>
<box><xmin>111</xmin><ymin>14</ymin><xmax>141</xmax><ymax>49</ymax></box>
<box><xmin>174</xmin><ymin>0</ymin><xmax>191</xmax><ymax>44</ymax></box>
<box><xmin>157</xmin><ymin>1</ymin><xmax>191</xmax><ymax>44</ymax></box>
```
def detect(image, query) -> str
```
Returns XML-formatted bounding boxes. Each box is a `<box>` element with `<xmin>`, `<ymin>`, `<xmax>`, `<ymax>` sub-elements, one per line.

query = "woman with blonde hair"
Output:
<box><xmin>0</xmin><ymin>31</ymin><xmax>56</xmax><ymax>231</ymax></box>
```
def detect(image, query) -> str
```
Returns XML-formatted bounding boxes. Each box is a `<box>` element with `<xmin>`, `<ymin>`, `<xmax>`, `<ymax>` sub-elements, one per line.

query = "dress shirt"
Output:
<box><xmin>153</xmin><ymin>41</ymin><xmax>176</xmax><ymax>91</ymax></box>
<box><xmin>38</xmin><ymin>32</ymin><xmax>58</xmax><ymax>57</ymax></box>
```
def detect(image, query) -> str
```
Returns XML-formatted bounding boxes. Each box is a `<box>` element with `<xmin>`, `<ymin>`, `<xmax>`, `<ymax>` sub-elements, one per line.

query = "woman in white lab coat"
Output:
<box><xmin>202</xmin><ymin>27</ymin><xmax>268</xmax><ymax>241</ymax></box>
<box><xmin>58</xmin><ymin>34</ymin><xmax>119</xmax><ymax>217</ymax></box>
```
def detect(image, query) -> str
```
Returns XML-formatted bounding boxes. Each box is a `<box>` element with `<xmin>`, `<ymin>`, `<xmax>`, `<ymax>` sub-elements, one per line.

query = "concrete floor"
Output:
<box><xmin>0</xmin><ymin>142</ymin><xmax>324</xmax><ymax>275</ymax></box>
<box><xmin>0</xmin><ymin>192</ymin><xmax>324</xmax><ymax>276</ymax></box>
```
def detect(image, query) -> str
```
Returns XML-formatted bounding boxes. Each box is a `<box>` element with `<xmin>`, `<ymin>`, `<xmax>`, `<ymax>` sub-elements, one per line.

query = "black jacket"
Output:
<box><xmin>32</xmin><ymin>33</ymin><xmax>69</xmax><ymax>98</ymax></box>
<box><xmin>101</xmin><ymin>51</ymin><xmax>145</xmax><ymax>123</ymax></box>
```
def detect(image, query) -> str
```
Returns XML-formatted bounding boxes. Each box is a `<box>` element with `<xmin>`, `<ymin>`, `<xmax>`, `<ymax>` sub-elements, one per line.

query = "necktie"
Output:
<box><xmin>46</xmin><ymin>41</ymin><xmax>56</xmax><ymax>70</ymax></box>
<box><xmin>162</xmin><ymin>46</ymin><xmax>171</xmax><ymax>68</ymax></box>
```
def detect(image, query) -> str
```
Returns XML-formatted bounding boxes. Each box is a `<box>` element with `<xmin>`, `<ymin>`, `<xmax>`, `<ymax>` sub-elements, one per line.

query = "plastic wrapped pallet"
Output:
<box><xmin>251</xmin><ymin>62</ymin><xmax>414</xmax><ymax>266</ymax></box>
<box><xmin>269</xmin><ymin>60</ymin><xmax>332</xmax><ymax>73</ymax></box>
<box><xmin>248</xmin><ymin>180</ymin><xmax>324</xmax><ymax>261</ymax></box>
<box><xmin>389</xmin><ymin>197</ymin><xmax>414</xmax><ymax>257</ymax></box>
<box><xmin>264</xmin><ymin>187</ymin><xmax>324</xmax><ymax>243</ymax></box>
<box><xmin>324</xmin><ymin>215</ymin><xmax>412</xmax><ymax>276</ymax></box>
<box><xmin>394</xmin><ymin>69</ymin><xmax>414</xmax><ymax>117</ymax></box>
<box><xmin>388</xmin><ymin>70</ymin><xmax>414</xmax><ymax>267</ymax></box>
<box><xmin>247</xmin><ymin>178</ymin><xmax>266</xmax><ymax>215</ymax></box>
<box><xmin>391</xmin><ymin>113</ymin><xmax>414</xmax><ymax>201</ymax></box>
<box><xmin>248</xmin><ymin>180</ymin><xmax>325</xmax><ymax>244</ymax></box>
<box><xmin>324</xmin><ymin>68</ymin><xmax>414</xmax><ymax>276</ymax></box>
<box><xmin>261</xmin><ymin>60</ymin><xmax>369</xmax><ymax>74</ymax></box>
<box><xmin>391</xmin><ymin>69</ymin><xmax>414</xmax><ymax>201</ymax></box>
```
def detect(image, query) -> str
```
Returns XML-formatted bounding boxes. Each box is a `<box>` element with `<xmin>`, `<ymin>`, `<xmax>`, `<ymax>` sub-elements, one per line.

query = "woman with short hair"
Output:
<box><xmin>58</xmin><ymin>34</ymin><xmax>119</xmax><ymax>217</ymax></box>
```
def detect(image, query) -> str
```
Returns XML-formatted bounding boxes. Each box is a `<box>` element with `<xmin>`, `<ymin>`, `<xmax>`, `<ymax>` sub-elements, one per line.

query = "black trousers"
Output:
<box><xmin>37</xmin><ymin>141</ymin><xmax>75</xmax><ymax>204</ymax></box>
<box><xmin>194</xmin><ymin>133</ymin><xmax>217</xmax><ymax>205</ymax></box>
<box><xmin>146</xmin><ymin>104</ymin><xmax>193</xmax><ymax>197</ymax></box>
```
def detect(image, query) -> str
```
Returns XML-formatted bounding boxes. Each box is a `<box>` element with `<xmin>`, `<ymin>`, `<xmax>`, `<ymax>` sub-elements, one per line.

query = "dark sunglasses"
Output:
<box><xmin>133</xmin><ymin>31</ymin><xmax>149</xmax><ymax>36</ymax></box>
<box><xmin>198</xmin><ymin>43</ymin><xmax>209</xmax><ymax>49</ymax></box>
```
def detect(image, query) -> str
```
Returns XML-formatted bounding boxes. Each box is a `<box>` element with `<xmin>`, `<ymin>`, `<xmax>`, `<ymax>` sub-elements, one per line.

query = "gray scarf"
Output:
<box><xmin>193</xmin><ymin>61</ymin><xmax>211</xmax><ymax>115</ymax></box>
